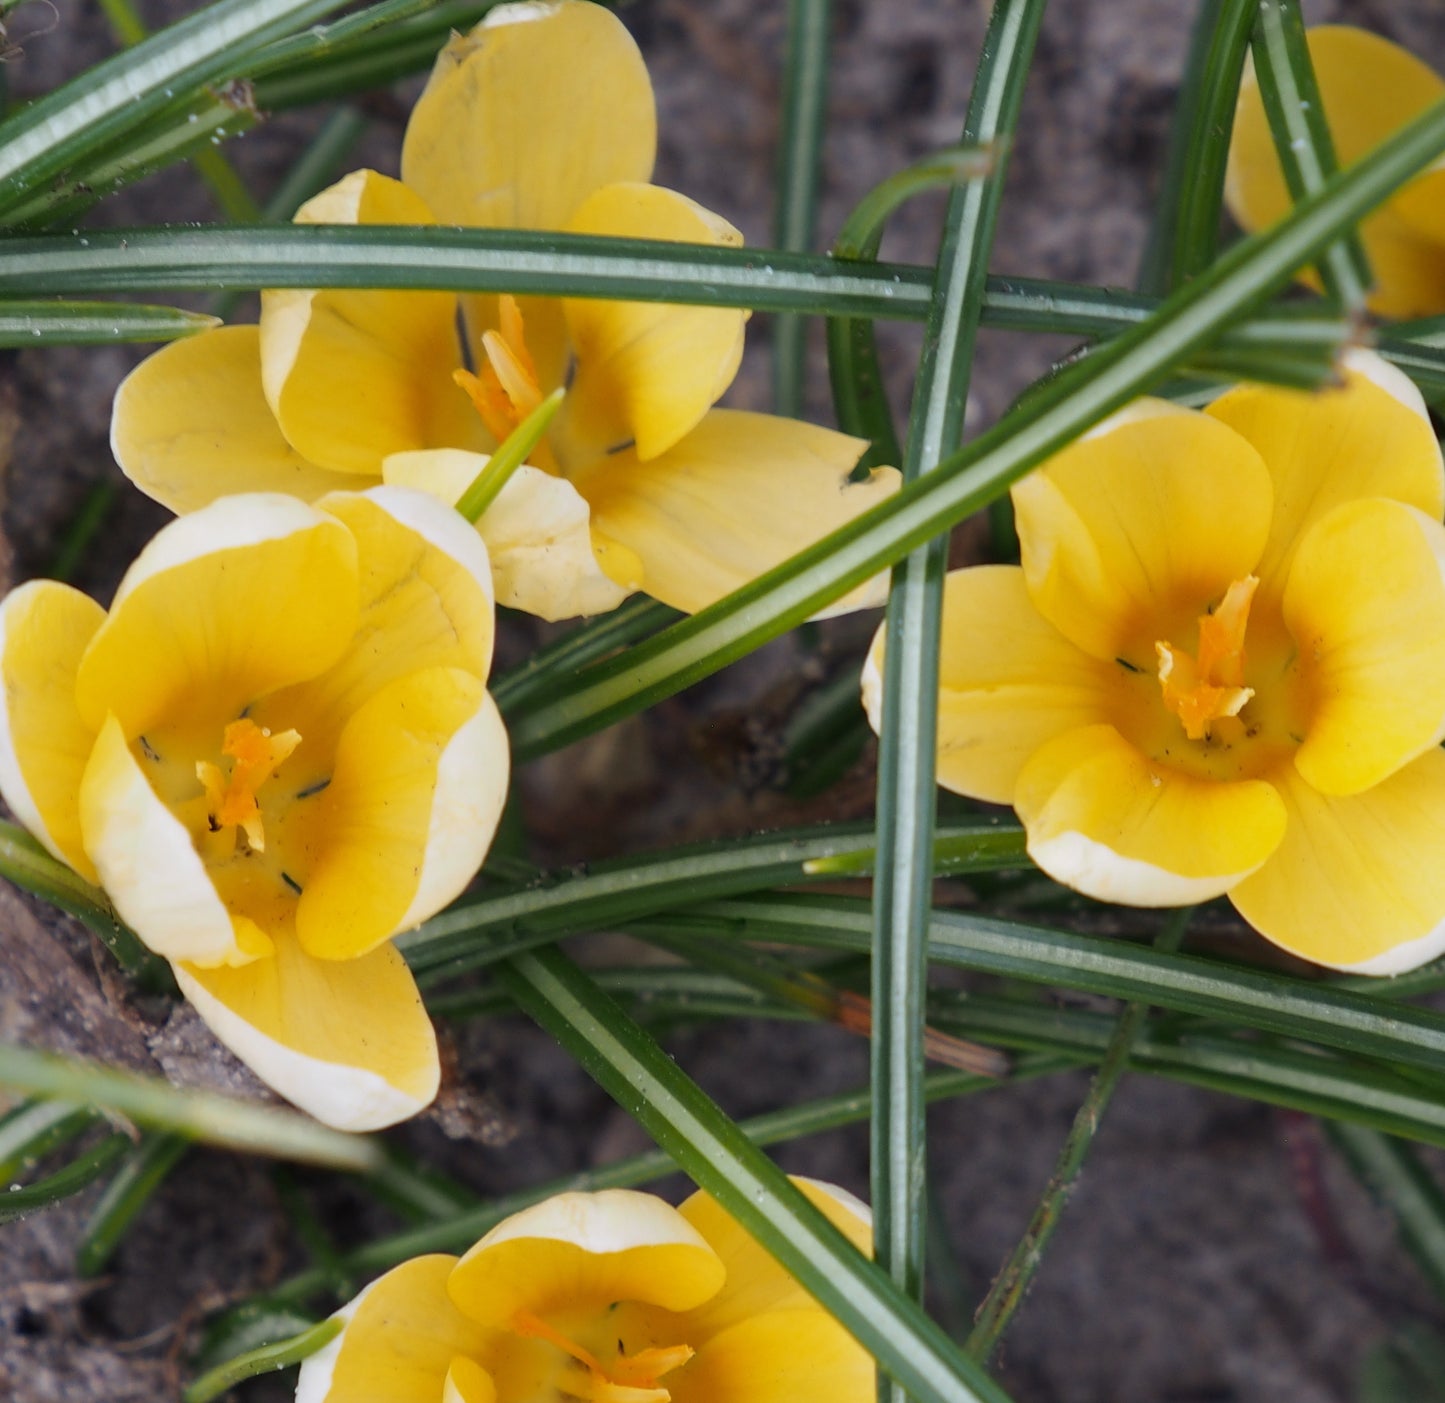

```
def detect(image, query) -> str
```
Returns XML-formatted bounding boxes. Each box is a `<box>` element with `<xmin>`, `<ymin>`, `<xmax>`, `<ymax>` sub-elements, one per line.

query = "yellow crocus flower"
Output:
<box><xmin>111</xmin><ymin>0</ymin><xmax>899</xmax><ymax>623</ymax></box>
<box><xmin>864</xmin><ymin>350</ymin><xmax>1445</xmax><ymax>973</ymax></box>
<box><xmin>1226</xmin><ymin>24</ymin><xmax>1445</xmax><ymax>319</ymax></box>
<box><xmin>0</xmin><ymin>488</ymin><xmax>508</xmax><ymax>1129</ymax></box>
<box><xmin>295</xmin><ymin>1181</ymin><xmax>874</xmax><ymax>1403</ymax></box>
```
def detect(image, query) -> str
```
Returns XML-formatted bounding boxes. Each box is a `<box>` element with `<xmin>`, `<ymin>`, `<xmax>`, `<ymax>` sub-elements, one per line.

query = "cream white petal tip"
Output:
<box><xmin>859</xmin><ymin>641</ymin><xmax>885</xmax><ymax>734</ymax></box>
<box><xmin>110</xmin><ymin>494</ymin><xmax>332</xmax><ymax>613</ymax></box>
<box><xmin>1313</xmin><ymin>913</ymin><xmax>1445</xmax><ymax>977</ymax></box>
<box><xmin>81</xmin><ymin>722</ymin><xmax>241</xmax><ymax>966</ymax></box>
<box><xmin>173</xmin><ymin>964</ymin><xmax>436</xmax><ymax>1131</ymax></box>
<box><xmin>795</xmin><ymin>1176</ymin><xmax>874</xmax><ymax>1230</ymax></box>
<box><xmin>353</xmin><ymin>484</ymin><xmax>496</xmax><ymax>611</ymax></box>
<box><xmin>1341</xmin><ymin>346</ymin><xmax>1433</xmax><ymax>424</ymax></box>
<box><xmin>396</xmin><ymin>693</ymin><xmax>509</xmax><ymax>932</ymax></box>
<box><xmin>293</xmin><ymin>1290</ymin><xmax>370</xmax><ymax>1403</ymax></box>
<box><xmin>476</xmin><ymin>1188</ymin><xmax>706</xmax><ymax>1255</ymax></box>
<box><xmin>1028</xmin><ymin>830</ymin><xmax>1254</xmax><ymax>907</ymax></box>
<box><xmin>483</xmin><ymin>0</ymin><xmax>564</xmax><ymax>27</ymax></box>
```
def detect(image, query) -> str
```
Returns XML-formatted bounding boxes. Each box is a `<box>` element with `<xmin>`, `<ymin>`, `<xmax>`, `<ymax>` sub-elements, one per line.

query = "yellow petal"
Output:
<box><xmin>673</xmin><ymin>1179</ymin><xmax>871</xmax><ymax>1346</ymax></box>
<box><xmin>1014</xmin><ymin>723</ymin><xmax>1288</xmax><ymax>905</ymax></box>
<box><xmin>297</xmin><ymin>670</ymin><xmax>504</xmax><ymax>961</ymax></box>
<box><xmin>400</xmin><ymin>1</ymin><xmax>655</xmax><ymax>230</ymax></box>
<box><xmin>1286</xmin><ymin>498</ymin><xmax>1445</xmax><ymax>795</ymax></box>
<box><xmin>0</xmin><ymin>581</ymin><xmax>104</xmax><ymax>878</ymax></box>
<box><xmin>280</xmin><ymin>486</ymin><xmax>496</xmax><ymax>743</ymax></box>
<box><xmin>443</xmin><ymin>1356</ymin><xmax>497</xmax><ymax>1403</ymax></box>
<box><xmin>1226</xmin><ymin>26</ymin><xmax>1445</xmax><ymax>317</ymax></box>
<box><xmin>1205</xmin><ymin>350</ymin><xmax>1444</xmax><ymax>598</ymax></box>
<box><xmin>668</xmin><ymin>1308</ymin><xmax>871</xmax><ymax>1403</ymax></box>
<box><xmin>295</xmin><ymin>1255</ymin><xmax>488</xmax><ymax>1403</ymax></box>
<box><xmin>556</xmin><ymin>184</ymin><xmax>746</xmax><ymax>464</ymax></box>
<box><xmin>1012</xmin><ymin>399</ymin><xmax>1273</xmax><ymax>660</ymax></box>
<box><xmin>74</xmin><ymin>495</ymin><xmax>358</xmax><ymax>737</ymax></box>
<box><xmin>384</xmin><ymin>450</ymin><xmax>635</xmax><ymax>621</ymax></box>
<box><xmin>110</xmin><ymin>327</ymin><xmax>375</xmax><ymax>514</ymax></box>
<box><xmin>448</xmin><ymin>1190</ymin><xmax>726</xmax><ymax>1328</ymax></box>
<box><xmin>80</xmin><ymin>714</ymin><xmax>260</xmax><ymax>967</ymax></box>
<box><xmin>582</xmin><ymin>409</ymin><xmax>899</xmax><ymax>616</ymax></box>
<box><xmin>1230</xmin><ymin>751</ymin><xmax>1445</xmax><ymax>974</ymax></box>
<box><xmin>260</xmin><ymin>170</ymin><xmax>480</xmax><ymax>476</ymax></box>
<box><xmin>862</xmin><ymin>567</ymin><xmax>1123</xmax><ymax>805</ymax></box>
<box><xmin>175</xmin><ymin>929</ymin><xmax>439</xmax><ymax>1130</ymax></box>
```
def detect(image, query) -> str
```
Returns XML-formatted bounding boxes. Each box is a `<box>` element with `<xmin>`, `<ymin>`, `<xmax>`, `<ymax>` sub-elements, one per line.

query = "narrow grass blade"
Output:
<box><xmin>0</xmin><ymin>1045</ymin><xmax>382</xmax><ymax>1172</ymax></box>
<box><xmin>263</xmin><ymin>107</ymin><xmax>369</xmax><ymax>222</ymax></box>
<box><xmin>75</xmin><ymin>1131</ymin><xmax>188</xmax><ymax>1276</ymax></box>
<box><xmin>183</xmin><ymin>1319</ymin><xmax>341</xmax><ymax>1403</ymax></box>
<box><xmin>1327</xmin><ymin>1123</ymin><xmax>1445</xmax><ymax>1300</ymax></box>
<box><xmin>0</xmin><ymin>0</ymin><xmax>352</xmax><ymax>220</ymax></box>
<box><xmin>827</xmin><ymin>145</ymin><xmax>996</xmax><ymax>468</ymax></box>
<box><xmin>1138</xmin><ymin>0</ymin><xmax>1256</xmax><ymax>291</ymax></box>
<box><xmin>97</xmin><ymin>0</ymin><xmax>260</xmax><ymax>223</ymax></box>
<box><xmin>50</xmin><ymin>481</ymin><xmax>121</xmax><ymax>584</ymax></box>
<box><xmin>492</xmin><ymin>597</ymin><xmax>680</xmax><ymax>715</ymax></box>
<box><xmin>2</xmin><ymin>90</ymin><xmax>261</xmax><ymax>232</ymax></box>
<box><xmin>964</xmin><ymin>910</ymin><xmax>1191</xmax><ymax>1361</ymax></box>
<box><xmin>0</xmin><ymin>225</ymin><xmax>938</xmax><ymax>315</ymax></box>
<box><xmin>870</xmin><ymin>0</ymin><xmax>1044</xmax><ymax>1366</ymax></box>
<box><xmin>397</xmin><ymin>821</ymin><xmax>1023</xmax><ymax>979</ymax></box>
<box><xmin>501</xmin><ymin>944</ymin><xmax>1016</xmax><ymax>1403</ymax></box>
<box><xmin>250</xmin><ymin>0</ymin><xmax>493</xmax><ymax>109</ymax></box>
<box><xmin>0</xmin><ymin>1133</ymin><xmax>132</xmax><ymax>1224</ymax></box>
<box><xmin>0</xmin><ymin>222</ymin><xmax>1391</xmax><ymax>369</ymax></box>
<box><xmin>657</xmin><ymin>893</ymin><xmax>1445</xmax><ymax>1081</ymax></box>
<box><xmin>456</xmin><ymin>388</ymin><xmax>565</xmax><ymax>521</ymax></box>
<box><xmin>772</xmin><ymin>0</ymin><xmax>831</xmax><ymax>416</ymax></box>
<box><xmin>0</xmin><ymin>301</ymin><xmax>218</xmax><ymax>347</ymax></box>
<box><xmin>0</xmin><ymin>1100</ymin><xmax>99</xmax><ymax>1181</ymax></box>
<box><xmin>1250</xmin><ymin>0</ymin><xmax>1371</xmax><ymax>306</ymax></box>
<box><xmin>934</xmin><ymin>994</ymin><xmax>1445</xmax><ymax>1150</ymax></box>
<box><xmin>0</xmin><ymin>820</ymin><xmax>155</xmax><ymax>974</ymax></box>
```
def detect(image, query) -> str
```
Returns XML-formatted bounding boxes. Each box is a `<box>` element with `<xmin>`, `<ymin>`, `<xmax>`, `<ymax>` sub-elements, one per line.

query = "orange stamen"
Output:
<box><xmin>1155</xmin><ymin>576</ymin><xmax>1258</xmax><ymax>742</ymax></box>
<box><xmin>455</xmin><ymin>293</ymin><xmax>544</xmax><ymax>442</ymax></box>
<box><xmin>196</xmin><ymin>717</ymin><xmax>301</xmax><ymax>852</ymax></box>
<box><xmin>510</xmin><ymin>1310</ymin><xmax>690</xmax><ymax>1403</ymax></box>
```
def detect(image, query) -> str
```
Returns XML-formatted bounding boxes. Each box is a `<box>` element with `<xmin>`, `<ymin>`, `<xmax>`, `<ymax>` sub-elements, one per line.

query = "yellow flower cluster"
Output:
<box><xmin>111</xmin><ymin>0</ymin><xmax>900</xmax><ymax>622</ymax></box>
<box><xmin>0</xmin><ymin>0</ymin><xmax>902</xmax><ymax>1129</ymax></box>
<box><xmin>295</xmin><ymin>1182</ymin><xmax>874</xmax><ymax>1403</ymax></box>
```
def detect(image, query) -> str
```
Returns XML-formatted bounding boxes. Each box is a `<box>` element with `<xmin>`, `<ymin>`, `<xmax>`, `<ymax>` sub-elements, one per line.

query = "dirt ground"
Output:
<box><xmin>4</xmin><ymin>2</ymin><xmax>1445</xmax><ymax>1401</ymax></box>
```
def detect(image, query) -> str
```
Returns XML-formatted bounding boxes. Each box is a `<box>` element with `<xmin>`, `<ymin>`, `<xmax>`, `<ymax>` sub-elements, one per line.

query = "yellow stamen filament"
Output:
<box><xmin>1155</xmin><ymin>576</ymin><xmax>1259</xmax><ymax>742</ymax></box>
<box><xmin>454</xmin><ymin>293</ymin><xmax>544</xmax><ymax>442</ymax></box>
<box><xmin>196</xmin><ymin>718</ymin><xmax>301</xmax><ymax>852</ymax></box>
<box><xmin>511</xmin><ymin>1310</ymin><xmax>691</xmax><ymax>1403</ymax></box>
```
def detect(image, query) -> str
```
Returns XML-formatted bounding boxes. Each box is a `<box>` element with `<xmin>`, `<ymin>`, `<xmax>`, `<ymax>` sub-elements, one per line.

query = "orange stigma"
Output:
<box><xmin>196</xmin><ymin>717</ymin><xmax>301</xmax><ymax>852</ymax></box>
<box><xmin>1155</xmin><ymin>575</ymin><xmax>1259</xmax><ymax>741</ymax></box>
<box><xmin>455</xmin><ymin>294</ymin><xmax>544</xmax><ymax>443</ymax></box>
<box><xmin>511</xmin><ymin>1310</ymin><xmax>692</xmax><ymax>1403</ymax></box>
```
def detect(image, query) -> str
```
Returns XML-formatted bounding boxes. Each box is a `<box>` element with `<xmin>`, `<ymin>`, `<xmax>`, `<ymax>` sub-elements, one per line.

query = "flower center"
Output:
<box><xmin>511</xmin><ymin>1310</ymin><xmax>693</xmax><ymax>1403</ymax></box>
<box><xmin>195</xmin><ymin>717</ymin><xmax>302</xmax><ymax>853</ymax></box>
<box><xmin>1154</xmin><ymin>575</ymin><xmax>1258</xmax><ymax>742</ymax></box>
<box><xmin>455</xmin><ymin>294</ymin><xmax>544</xmax><ymax>444</ymax></box>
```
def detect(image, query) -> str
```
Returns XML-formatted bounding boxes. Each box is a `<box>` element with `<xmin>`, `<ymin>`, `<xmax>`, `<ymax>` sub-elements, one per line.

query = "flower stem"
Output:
<box><xmin>964</xmin><ymin>905</ymin><xmax>1194</xmax><ymax>1362</ymax></box>
<box><xmin>454</xmin><ymin>386</ymin><xmax>564</xmax><ymax>524</ymax></box>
